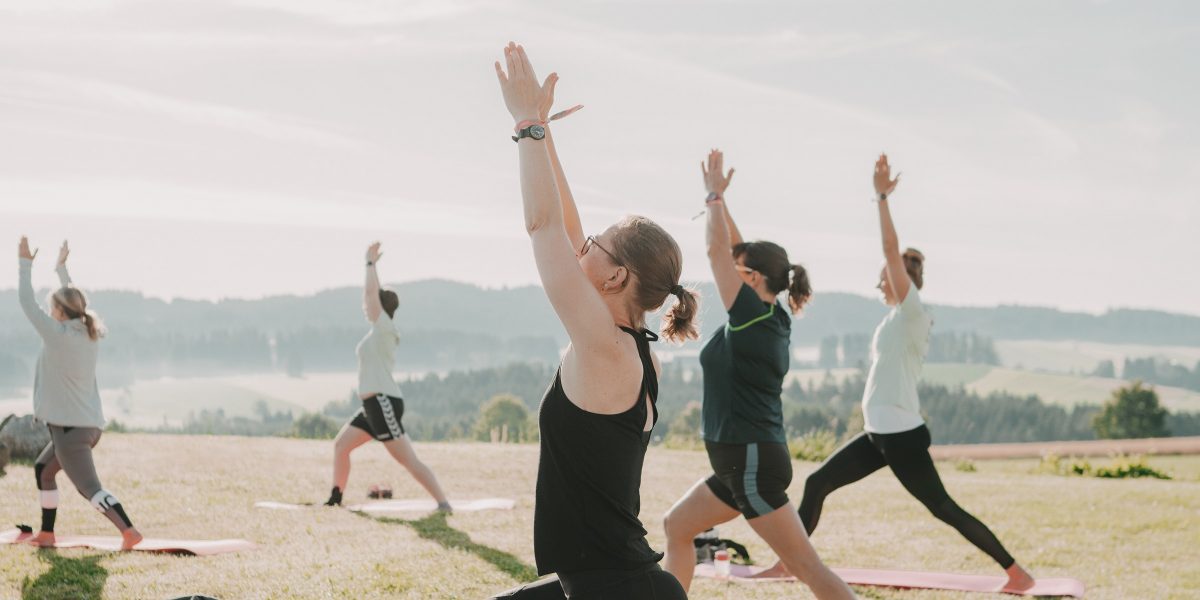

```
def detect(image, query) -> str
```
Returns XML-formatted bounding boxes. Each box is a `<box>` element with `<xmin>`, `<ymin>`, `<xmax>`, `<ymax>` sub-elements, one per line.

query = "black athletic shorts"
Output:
<box><xmin>349</xmin><ymin>394</ymin><xmax>406</xmax><ymax>441</ymax></box>
<box><xmin>704</xmin><ymin>440</ymin><xmax>792</xmax><ymax>519</ymax></box>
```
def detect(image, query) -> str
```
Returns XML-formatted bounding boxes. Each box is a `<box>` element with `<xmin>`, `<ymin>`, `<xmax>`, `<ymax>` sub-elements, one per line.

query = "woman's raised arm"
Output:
<box><xmin>495</xmin><ymin>43</ymin><xmax>618</xmax><ymax>354</ymax></box>
<box><xmin>702</xmin><ymin>149</ymin><xmax>742</xmax><ymax>310</ymax></box>
<box><xmin>873</xmin><ymin>153</ymin><xmax>911</xmax><ymax>303</ymax></box>
<box><xmin>364</xmin><ymin>242</ymin><xmax>384</xmax><ymax>323</ymax></box>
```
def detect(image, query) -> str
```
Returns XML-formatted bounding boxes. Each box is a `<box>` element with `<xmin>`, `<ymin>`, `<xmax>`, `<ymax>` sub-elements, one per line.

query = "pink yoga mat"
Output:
<box><xmin>254</xmin><ymin>498</ymin><xmax>516</xmax><ymax>512</ymax></box>
<box><xmin>0</xmin><ymin>528</ymin><xmax>255</xmax><ymax>556</ymax></box>
<box><xmin>693</xmin><ymin>563</ymin><xmax>1085</xmax><ymax>597</ymax></box>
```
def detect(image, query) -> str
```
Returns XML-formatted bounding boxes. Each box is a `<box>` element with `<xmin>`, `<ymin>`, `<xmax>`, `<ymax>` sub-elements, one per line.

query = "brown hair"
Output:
<box><xmin>50</xmin><ymin>286</ymin><xmax>104</xmax><ymax>341</ymax></box>
<box><xmin>609</xmin><ymin>215</ymin><xmax>699</xmax><ymax>343</ymax></box>
<box><xmin>903</xmin><ymin>247</ymin><xmax>925</xmax><ymax>289</ymax></box>
<box><xmin>379</xmin><ymin>289</ymin><xmax>399</xmax><ymax>319</ymax></box>
<box><xmin>732</xmin><ymin>241</ymin><xmax>812</xmax><ymax>314</ymax></box>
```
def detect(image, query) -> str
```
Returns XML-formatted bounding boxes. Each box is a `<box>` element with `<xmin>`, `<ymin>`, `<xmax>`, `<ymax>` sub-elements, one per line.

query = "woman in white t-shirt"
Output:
<box><xmin>323</xmin><ymin>242</ymin><xmax>450</xmax><ymax>510</ymax></box>
<box><xmin>761</xmin><ymin>154</ymin><xmax>1035</xmax><ymax>592</ymax></box>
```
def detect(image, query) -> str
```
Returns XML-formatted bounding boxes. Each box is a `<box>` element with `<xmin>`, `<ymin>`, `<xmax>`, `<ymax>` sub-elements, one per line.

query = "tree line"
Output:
<box><xmin>134</xmin><ymin>362</ymin><xmax>1198</xmax><ymax>444</ymax></box>
<box><xmin>817</xmin><ymin>331</ymin><xmax>999</xmax><ymax>369</ymax></box>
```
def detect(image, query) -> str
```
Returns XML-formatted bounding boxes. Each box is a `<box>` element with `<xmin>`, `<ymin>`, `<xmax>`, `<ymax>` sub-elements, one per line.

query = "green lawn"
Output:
<box><xmin>2</xmin><ymin>435</ymin><xmax>1197</xmax><ymax>599</ymax></box>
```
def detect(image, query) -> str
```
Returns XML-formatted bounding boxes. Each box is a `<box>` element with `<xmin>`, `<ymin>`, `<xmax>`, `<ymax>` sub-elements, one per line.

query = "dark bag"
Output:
<box><xmin>693</xmin><ymin>529</ymin><xmax>752</xmax><ymax>565</ymax></box>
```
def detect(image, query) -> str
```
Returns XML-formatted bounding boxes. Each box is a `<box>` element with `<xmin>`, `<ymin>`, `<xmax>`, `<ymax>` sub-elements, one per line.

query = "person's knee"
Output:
<box><xmin>803</xmin><ymin>471</ymin><xmax>832</xmax><ymax>500</ymax></box>
<box><xmin>662</xmin><ymin>507</ymin><xmax>700</xmax><ymax>541</ymax></box>
<box><xmin>926</xmin><ymin>497</ymin><xmax>961</xmax><ymax>522</ymax></box>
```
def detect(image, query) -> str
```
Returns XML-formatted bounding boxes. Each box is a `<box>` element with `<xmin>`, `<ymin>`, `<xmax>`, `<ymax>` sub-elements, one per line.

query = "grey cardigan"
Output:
<box><xmin>18</xmin><ymin>258</ymin><xmax>105</xmax><ymax>428</ymax></box>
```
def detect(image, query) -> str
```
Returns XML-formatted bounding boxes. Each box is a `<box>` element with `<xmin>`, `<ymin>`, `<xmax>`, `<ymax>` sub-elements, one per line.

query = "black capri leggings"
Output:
<box><xmin>800</xmin><ymin>424</ymin><xmax>1015</xmax><ymax>569</ymax></box>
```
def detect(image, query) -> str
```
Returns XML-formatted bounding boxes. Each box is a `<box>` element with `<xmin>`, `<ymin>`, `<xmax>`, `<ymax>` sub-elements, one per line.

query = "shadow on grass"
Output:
<box><xmin>360</xmin><ymin>511</ymin><xmax>538</xmax><ymax>583</ymax></box>
<box><xmin>21</xmin><ymin>549</ymin><xmax>108</xmax><ymax>600</ymax></box>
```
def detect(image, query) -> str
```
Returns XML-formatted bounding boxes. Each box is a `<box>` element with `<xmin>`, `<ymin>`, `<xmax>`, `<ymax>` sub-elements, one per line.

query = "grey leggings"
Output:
<box><xmin>35</xmin><ymin>425</ymin><xmax>134</xmax><ymax>533</ymax></box>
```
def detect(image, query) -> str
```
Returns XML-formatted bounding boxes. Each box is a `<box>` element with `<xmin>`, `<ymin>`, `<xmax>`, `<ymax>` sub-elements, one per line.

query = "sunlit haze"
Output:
<box><xmin>2</xmin><ymin>1</ymin><xmax>1196</xmax><ymax>314</ymax></box>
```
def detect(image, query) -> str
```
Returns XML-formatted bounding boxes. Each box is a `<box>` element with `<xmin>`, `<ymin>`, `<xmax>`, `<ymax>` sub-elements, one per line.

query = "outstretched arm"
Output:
<box><xmin>873</xmin><ymin>153</ymin><xmax>911</xmax><ymax>302</ymax></box>
<box><xmin>17</xmin><ymin>237</ymin><xmax>59</xmax><ymax>338</ymax></box>
<box><xmin>702</xmin><ymin>149</ymin><xmax>742</xmax><ymax>310</ymax></box>
<box><xmin>55</xmin><ymin>240</ymin><xmax>72</xmax><ymax>286</ymax></box>
<box><xmin>364</xmin><ymin>242</ymin><xmax>384</xmax><ymax>323</ymax></box>
<box><xmin>538</xmin><ymin>75</ymin><xmax>586</xmax><ymax>255</ymax></box>
<box><xmin>495</xmin><ymin>43</ymin><xmax>617</xmax><ymax>355</ymax></box>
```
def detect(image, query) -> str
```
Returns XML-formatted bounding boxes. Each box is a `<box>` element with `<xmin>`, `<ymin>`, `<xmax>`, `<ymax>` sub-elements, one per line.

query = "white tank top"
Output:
<box><xmin>356</xmin><ymin>313</ymin><xmax>403</xmax><ymax>398</ymax></box>
<box><xmin>862</xmin><ymin>287</ymin><xmax>932</xmax><ymax>434</ymax></box>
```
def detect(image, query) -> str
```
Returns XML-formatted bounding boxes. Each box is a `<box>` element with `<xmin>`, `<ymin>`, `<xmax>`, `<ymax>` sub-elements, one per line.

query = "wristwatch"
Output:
<box><xmin>512</xmin><ymin>124</ymin><xmax>547</xmax><ymax>143</ymax></box>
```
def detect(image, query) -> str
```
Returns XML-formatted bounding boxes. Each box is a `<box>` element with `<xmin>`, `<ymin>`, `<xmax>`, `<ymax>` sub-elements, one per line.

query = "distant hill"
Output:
<box><xmin>3</xmin><ymin>279</ymin><xmax>1199</xmax><ymax>346</ymax></box>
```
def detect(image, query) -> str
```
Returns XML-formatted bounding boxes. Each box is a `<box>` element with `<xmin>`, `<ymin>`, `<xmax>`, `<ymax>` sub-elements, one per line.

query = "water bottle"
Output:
<box><xmin>714</xmin><ymin>549</ymin><xmax>731</xmax><ymax>579</ymax></box>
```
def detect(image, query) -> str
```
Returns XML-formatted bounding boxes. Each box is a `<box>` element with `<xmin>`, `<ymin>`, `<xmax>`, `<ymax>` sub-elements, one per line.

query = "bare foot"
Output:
<box><xmin>999</xmin><ymin>563</ymin><xmax>1035</xmax><ymax>594</ymax></box>
<box><xmin>751</xmin><ymin>560</ymin><xmax>792</xmax><ymax>579</ymax></box>
<box><xmin>28</xmin><ymin>531</ymin><xmax>56</xmax><ymax>548</ymax></box>
<box><xmin>121</xmin><ymin>528</ymin><xmax>144</xmax><ymax>550</ymax></box>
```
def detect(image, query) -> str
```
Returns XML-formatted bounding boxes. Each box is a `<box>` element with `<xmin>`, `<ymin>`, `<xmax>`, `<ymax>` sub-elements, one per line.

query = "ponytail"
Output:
<box><xmin>661</xmin><ymin>284</ymin><xmax>699</xmax><ymax>343</ymax></box>
<box><xmin>80</xmin><ymin>310</ymin><xmax>103</xmax><ymax>341</ymax></box>
<box><xmin>52</xmin><ymin>287</ymin><xmax>104</xmax><ymax>341</ymax></box>
<box><xmin>787</xmin><ymin>264</ymin><xmax>812</xmax><ymax>314</ymax></box>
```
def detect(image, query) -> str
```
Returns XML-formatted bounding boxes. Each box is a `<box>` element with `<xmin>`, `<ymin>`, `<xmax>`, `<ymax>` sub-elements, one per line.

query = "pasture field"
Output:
<box><xmin>993</xmin><ymin>341</ymin><xmax>1200</xmax><ymax>374</ymax></box>
<box><xmin>919</xmin><ymin>364</ymin><xmax>1200</xmax><ymax>411</ymax></box>
<box><xmin>2</xmin><ymin>435</ymin><xmax>1197</xmax><ymax>599</ymax></box>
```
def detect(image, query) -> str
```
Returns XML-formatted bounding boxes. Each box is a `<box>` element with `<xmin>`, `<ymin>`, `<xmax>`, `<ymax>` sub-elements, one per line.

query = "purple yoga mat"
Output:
<box><xmin>693</xmin><ymin>562</ymin><xmax>1085</xmax><ymax>597</ymax></box>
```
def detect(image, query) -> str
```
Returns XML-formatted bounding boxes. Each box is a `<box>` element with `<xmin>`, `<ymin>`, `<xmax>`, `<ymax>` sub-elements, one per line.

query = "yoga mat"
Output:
<box><xmin>254</xmin><ymin>498</ymin><xmax>516</xmax><ymax>512</ymax></box>
<box><xmin>694</xmin><ymin>563</ymin><xmax>1085</xmax><ymax>597</ymax></box>
<box><xmin>0</xmin><ymin>528</ymin><xmax>255</xmax><ymax>556</ymax></box>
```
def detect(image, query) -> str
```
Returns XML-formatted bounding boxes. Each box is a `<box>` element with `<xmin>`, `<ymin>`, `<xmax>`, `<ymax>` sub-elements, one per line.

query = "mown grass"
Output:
<box><xmin>1</xmin><ymin>434</ymin><xmax>1197</xmax><ymax>599</ymax></box>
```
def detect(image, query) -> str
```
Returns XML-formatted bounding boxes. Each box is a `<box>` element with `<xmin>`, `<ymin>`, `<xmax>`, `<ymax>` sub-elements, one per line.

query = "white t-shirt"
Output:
<box><xmin>862</xmin><ymin>287</ymin><xmax>933</xmax><ymax>434</ymax></box>
<box><xmin>356</xmin><ymin>313</ymin><xmax>403</xmax><ymax>398</ymax></box>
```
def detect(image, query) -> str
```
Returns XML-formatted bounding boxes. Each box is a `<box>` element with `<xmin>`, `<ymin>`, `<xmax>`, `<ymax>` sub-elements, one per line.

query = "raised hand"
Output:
<box><xmin>873</xmin><ymin>153</ymin><xmax>901</xmax><ymax>198</ymax></box>
<box><xmin>701</xmin><ymin>149</ymin><xmax>736</xmax><ymax>196</ymax></box>
<box><xmin>57</xmin><ymin>241</ymin><xmax>70</xmax><ymax>266</ymax></box>
<box><xmin>18</xmin><ymin>237</ymin><xmax>37</xmax><ymax>260</ymax></box>
<box><xmin>366</xmin><ymin>241</ymin><xmax>383</xmax><ymax>265</ymax></box>
<box><xmin>494</xmin><ymin>42</ymin><xmax>556</xmax><ymax>124</ymax></box>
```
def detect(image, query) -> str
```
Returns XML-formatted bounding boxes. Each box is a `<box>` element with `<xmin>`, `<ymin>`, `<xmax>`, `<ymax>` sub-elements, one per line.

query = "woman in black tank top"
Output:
<box><xmin>489</xmin><ymin>43</ymin><xmax>698</xmax><ymax>599</ymax></box>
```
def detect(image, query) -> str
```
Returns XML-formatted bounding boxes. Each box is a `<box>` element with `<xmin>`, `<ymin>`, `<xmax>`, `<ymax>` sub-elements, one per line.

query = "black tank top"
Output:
<box><xmin>533</xmin><ymin>326</ymin><xmax>663</xmax><ymax>575</ymax></box>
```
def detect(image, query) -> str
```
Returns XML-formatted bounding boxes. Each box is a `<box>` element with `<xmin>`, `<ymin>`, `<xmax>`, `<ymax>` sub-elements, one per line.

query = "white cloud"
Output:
<box><xmin>0</xmin><ymin>69</ymin><xmax>364</xmax><ymax>149</ymax></box>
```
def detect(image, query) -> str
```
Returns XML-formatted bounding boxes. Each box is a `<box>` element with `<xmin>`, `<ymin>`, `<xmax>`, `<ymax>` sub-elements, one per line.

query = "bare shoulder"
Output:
<box><xmin>561</xmin><ymin>333</ymin><xmax>646</xmax><ymax>415</ymax></box>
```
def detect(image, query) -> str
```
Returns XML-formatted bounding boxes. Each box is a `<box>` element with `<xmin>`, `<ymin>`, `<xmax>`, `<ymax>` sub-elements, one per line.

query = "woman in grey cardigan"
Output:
<box><xmin>18</xmin><ymin>237</ymin><xmax>143</xmax><ymax>550</ymax></box>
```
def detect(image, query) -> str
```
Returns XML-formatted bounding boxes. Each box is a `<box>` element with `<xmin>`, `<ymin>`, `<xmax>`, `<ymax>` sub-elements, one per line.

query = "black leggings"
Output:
<box><xmin>800</xmin><ymin>425</ymin><xmax>1015</xmax><ymax>569</ymax></box>
<box><xmin>489</xmin><ymin>566</ymin><xmax>687</xmax><ymax>600</ymax></box>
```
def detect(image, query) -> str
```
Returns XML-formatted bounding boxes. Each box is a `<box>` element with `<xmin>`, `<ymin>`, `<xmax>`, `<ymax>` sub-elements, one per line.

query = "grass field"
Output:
<box><xmin>920</xmin><ymin>364</ymin><xmax>1200</xmax><ymax>411</ymax></box>
<box><xmin>2</xmin><ymin>435</ymin><xmax>1197</xmax><ymax>599</ymax></box>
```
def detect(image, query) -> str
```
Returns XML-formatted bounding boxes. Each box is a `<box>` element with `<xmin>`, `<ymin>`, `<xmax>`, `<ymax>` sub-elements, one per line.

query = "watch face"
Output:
<box><xmin>530</xmin><ymin>124</ymin><xmax>546</xmax><ymax>140</ymax></box>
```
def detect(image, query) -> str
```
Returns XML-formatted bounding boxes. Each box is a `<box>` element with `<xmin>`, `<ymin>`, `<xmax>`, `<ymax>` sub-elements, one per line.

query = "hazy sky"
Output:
<box><xmin>1</xmin><ymin>1</ymin><xmax>1197</xmax><ymax>314</ymax></box>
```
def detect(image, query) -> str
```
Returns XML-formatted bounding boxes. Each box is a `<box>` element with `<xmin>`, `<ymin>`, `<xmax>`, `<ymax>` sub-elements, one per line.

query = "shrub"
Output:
<box><xmin>953</xmin><ymin>458</ymin><xmax>977</xmax><ymax>473</ymax></box>
<box><xmin>663</xmin><ymin>402</ymin><xmax>703</xmax><ymax>450</ymax></box>
<box><xmin>1036</xmin><ymin>453</ymin><xmax>1170</xmax><ymax>480</ymax></box>
<box><xmin>291</xmin><ymin>413</ymin><xmax>340</xmax><ymax>439</ymax></box>
<box><xmin>790</xmin><ymin>429</ymin><xmax>838</xmax><ymax>462</ymax></box>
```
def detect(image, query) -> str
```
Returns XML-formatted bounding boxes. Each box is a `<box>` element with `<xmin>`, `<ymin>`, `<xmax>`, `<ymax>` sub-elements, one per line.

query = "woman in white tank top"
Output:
<box><xmin>759</xmin><ymin>155</ymin><xmax>1036</xmax><ymax>593</ymax></box>
<box><xmin>323</xmin><ymin>242</ymin><xmax>450</xmax><ymax>510</ymax></box>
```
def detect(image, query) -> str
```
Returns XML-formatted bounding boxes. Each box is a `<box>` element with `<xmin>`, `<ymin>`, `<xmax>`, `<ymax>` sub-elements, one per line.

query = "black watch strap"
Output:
<box><xmin>511</xmin><ymin>124</ymin><xmax>547</xmax><ymax>143</ymax></box>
